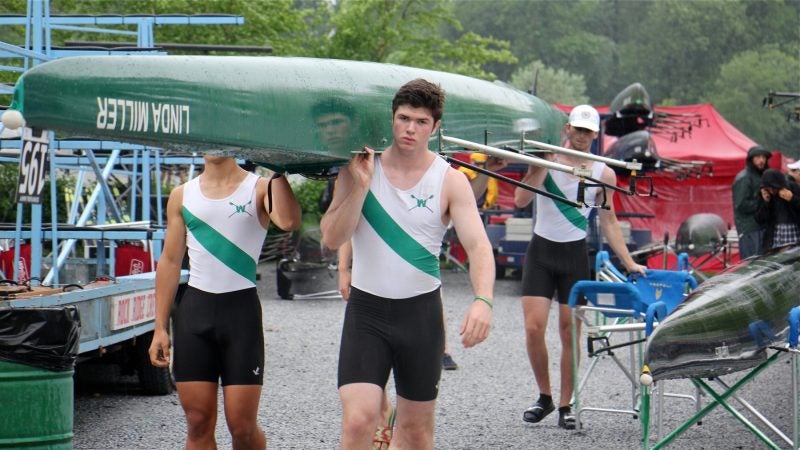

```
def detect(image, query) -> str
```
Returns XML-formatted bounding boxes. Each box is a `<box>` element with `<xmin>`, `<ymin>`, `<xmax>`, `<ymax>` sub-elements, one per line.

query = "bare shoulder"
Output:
<box><xmin>254</xmin><ymin>174</ymin><xmax>269</xmax><ymax>194</ymax></box>
<box><xmin>167</xmin><ymin>184</ymin><xmax>184</xmax><ymax>204</ymax></box>
<box><xmin>165</xmin><ymin>185</ymin><xmax>185</xmax><ymax>220</ymax></box>
<box><xmin>254</xmin><ymin>175</ymin><xmax>270</xmax><ymax>214</ymax></box>
<box><xmin>600</xmin><ymin>164</ymin><xmax>617</xmax><ymax>183</ymax></box>
<box><xmin>445</xmin><ymin>166</ymin><xmax>472</xmax><ymax>192</ymax></box>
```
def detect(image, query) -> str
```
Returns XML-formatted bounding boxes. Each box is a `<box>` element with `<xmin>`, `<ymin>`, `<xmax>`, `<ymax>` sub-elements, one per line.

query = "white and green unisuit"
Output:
<box><xmin>534</xmin><ymin>159</ymin><xmax>606</xmax><ymax>242</ymax></box>
<box><xmin>182</xmin><ymin>172</ymin><xmax>267</xmax><ymax>293</ymax></box>
<box><xmin>351</xmin><ymin>155</ymin><xmax>449</xmax><ymax>298</ymax></box>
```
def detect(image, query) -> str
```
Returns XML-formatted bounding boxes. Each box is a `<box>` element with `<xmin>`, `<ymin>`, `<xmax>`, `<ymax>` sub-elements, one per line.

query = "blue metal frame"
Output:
<box><xmin>0</xmin><ymin>0</ymin><xmax>242</xmax><ymax>284</ymax></box>
<box><xmin>0</xmin><ymin>0</ymin><xmax>243</xmax><ymax>355</ymax></box>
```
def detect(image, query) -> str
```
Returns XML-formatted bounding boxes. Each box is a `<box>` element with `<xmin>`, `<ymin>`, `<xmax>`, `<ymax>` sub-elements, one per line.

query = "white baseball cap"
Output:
<box><xmin>788</xmin><ymin>160</ymin><xmax>800</xmax><ymax>170</ymax></box>
<box><xmin>569</xmin><ymin>104</ymin><xmax>600</xmax><ymax>132</ymax></box>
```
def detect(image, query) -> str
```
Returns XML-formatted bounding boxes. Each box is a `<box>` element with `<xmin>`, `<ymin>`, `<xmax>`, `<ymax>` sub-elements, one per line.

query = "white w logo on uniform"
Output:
<box><xmin>409</xmin><ymin>194</ymin><xmax>434</xmax><ymax>212</ymax></box>
<box><xmin>228</xmin><ymin>200</ymin><xmax>253</xmax><ymax>218</ymax></box>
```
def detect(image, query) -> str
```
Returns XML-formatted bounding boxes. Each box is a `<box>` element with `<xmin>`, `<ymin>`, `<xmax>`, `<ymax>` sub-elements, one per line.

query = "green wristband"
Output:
<box><xmin>474</xmin><ymin>295</ymin><xmax>493</xmax><ymax>309</ymax></box>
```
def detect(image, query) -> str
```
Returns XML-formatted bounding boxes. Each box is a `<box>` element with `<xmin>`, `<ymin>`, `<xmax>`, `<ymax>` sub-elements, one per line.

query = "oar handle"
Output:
<box><xmin>444</xmin><ymin>155</ymin><xmax>580</xmax><ymax>208</ymax></box>
<box><xmin>522</xmin><ymin>138</ymin><xmax>642</xmax><ymax>171</ymax></box>
<box><xmin>441</xmin><ymin>134</ymin><xmax>592</xmax><ymax>178</ymax></box>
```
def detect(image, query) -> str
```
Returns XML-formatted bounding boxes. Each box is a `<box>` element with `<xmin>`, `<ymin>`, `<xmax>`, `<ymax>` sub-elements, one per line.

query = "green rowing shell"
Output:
<box><xmin>644</xmin><ymin>244</ymin><xmax>800</xmax><ymax>381</ymax></box>
<box><xmin>7</xmin><ymin>55</ymin><xmax>566</xmax><ymax>173</ymax></box>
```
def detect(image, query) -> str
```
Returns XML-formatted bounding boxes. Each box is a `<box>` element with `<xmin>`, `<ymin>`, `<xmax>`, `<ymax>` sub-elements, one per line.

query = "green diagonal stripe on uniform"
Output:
<box><xmin>361</xmin><ymin>191</ymin><xmax>440</xmax><ymax>279</ymax></box>
<box><xmin>543</xmin><ymin>173</ymin><xmax>587</xmax><ymax>230</ymax></box>
<box><xmin>182</xmin><ymin>206</ymin><xmax>257</xmax><ymax>283</ymax></box>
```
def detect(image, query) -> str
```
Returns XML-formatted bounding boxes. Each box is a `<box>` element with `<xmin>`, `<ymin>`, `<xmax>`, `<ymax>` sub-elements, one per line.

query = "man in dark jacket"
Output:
<box><xmin>732</xmin><ymin>145</ymin><xmax>771</xmax><ymax>258</ymax></box>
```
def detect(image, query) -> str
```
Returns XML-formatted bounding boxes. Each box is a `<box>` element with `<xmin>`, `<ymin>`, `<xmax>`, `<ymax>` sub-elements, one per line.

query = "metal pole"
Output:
<box><xmin>651</xmin><ymin>352</ymin><xmax>782</xmax><ymax>449</ymax></box>
<box><xmin>441</xmin><ymin>134</ymin><xmax>592</xmax><ymax>178</ymax></box>
<box><xmin>43</xmin><ymin>150</ymin><xmax>121</xmax><ymax>285</ymax></box>
<box><xmin>790</xmin><ymin>306</ymin><xmax>800</xmax><ymax>450</ymax></box>
<box><xmin>523</xmin><ymin>138</ymin><xmax>642</xmax><ymax>171</ymax></box>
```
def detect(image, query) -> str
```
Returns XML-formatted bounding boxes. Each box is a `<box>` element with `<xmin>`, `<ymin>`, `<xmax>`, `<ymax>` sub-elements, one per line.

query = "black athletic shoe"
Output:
<box><xmin>523</xmin><ymin>399</ymin><xmax>555</xmax><ymax>423</ymax></box>
<box><xmin>442</xmin><ymin>352</ymin><xmax>458</xmax><ymax>370</ymax></box>
<box><xmin>558</xmin><ymin>407</ymin><xmax>576</xmax><ymax>430</ymax></box>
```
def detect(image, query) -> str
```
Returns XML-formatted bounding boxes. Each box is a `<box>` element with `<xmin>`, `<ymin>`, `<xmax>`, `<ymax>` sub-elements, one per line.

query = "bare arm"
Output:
<box><xmin>458</xmin><ymin>168</ymin><xmax>486</xmax><ymax>201</ymax></box>
<box><xmin>338</xmin><ymin>241</ymin><xmax>352</xmax><ymax>300</ymax></box>
<box><xmin>465</xmin><ymin>156</ymin><xmax>508</xmax><ymax>203</ymax></box>
<box><xmin>320</xmin><ymin>148</ymin><xmax>374</xmax><ymax>250</ymax></box>
<box><xmin>263</xmin><ymin>175</ymin><xmax>302</xmax><ymax>232</ymax></box>
<box><xmin>597</xmin><ymin>167</ymin><xmax>647</xmax><ymax>275</ymax></box>
<box><xmin>149</xmin><ymin>186</ymin><xmax>187</xmax><ymax>368</ymax></box>
<box><xmin>514</xmin><ymin>159</ymin><xmax>549</xmax><ymax>208</ymax></box>
<box><xmin>445</xmin><ymin>168</ymin><xmax>494</xmax><ymax>348</ymax></box>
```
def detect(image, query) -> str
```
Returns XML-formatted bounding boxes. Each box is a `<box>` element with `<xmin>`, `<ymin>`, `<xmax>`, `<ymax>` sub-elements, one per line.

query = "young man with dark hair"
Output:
<box><xmin>321</xmin><ymin>79</ymin><xmax>495</xmax><ymax>449</ymax></box>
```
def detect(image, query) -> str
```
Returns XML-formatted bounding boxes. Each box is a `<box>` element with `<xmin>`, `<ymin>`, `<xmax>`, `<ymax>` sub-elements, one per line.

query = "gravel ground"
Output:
<box><xmin>73</xmin><ymin>263</ymin><xmax>797</xmax><ymax>449</ymax></box>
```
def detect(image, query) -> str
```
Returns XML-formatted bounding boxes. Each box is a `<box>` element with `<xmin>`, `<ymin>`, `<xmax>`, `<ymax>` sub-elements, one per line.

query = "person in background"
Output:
<box><xmin>458</xmin><ymin>153</ymin><xmax>509</xmax><ymax>209</ymax></box>
<box><xmin>756</xmin><ymin>168</ymin><xmax>800</xmax><ymax>251</ymax></box>
<box><xmin>513</xmin><ymin>104</ymin><xmax>646</xmax><ymax>430</ymax></box>
<box><xmin>786</xmin><ymin>160</ymin><xmax>800</xmax><ymax>187</ymax></box>
<box><xmin>733</xmin><ymin>145</ymin><xmax>772</xmax><ymax>259</ymax></box>
<box><xmin>149</xmin><ymin>155</ymin><xmax>301</xmax><ymax>450</ymax></box>
<box><xmin>321</xmin><ymin>78</ymin><xmax>494</xmax><ymax>449</ymax></box>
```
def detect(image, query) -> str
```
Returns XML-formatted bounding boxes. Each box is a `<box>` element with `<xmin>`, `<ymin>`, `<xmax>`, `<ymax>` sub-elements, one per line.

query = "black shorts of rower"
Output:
<box><xmin>172</xmin><ymin>285</ymin><xmax>264</xmax><ymax>386</ymax></box>
<box><xmin>521</xmin><ymin>234</ymin><xmax>590</xmax><ymax>305</ymax></box>
<box><xmin>338</xmin><ymin>286</ymin><xmax>444</xmax><ymax>402</ymax></box>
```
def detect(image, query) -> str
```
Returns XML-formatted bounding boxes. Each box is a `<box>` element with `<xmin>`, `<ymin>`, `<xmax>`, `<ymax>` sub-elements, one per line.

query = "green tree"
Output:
<box><xmin>49</xmin><ymin>0</ymin><xmax>314</xmax><ymax>56</ymax></box>
<box><xmin>313</xmin><ymin>0</ymin><xmax>516</xmax><ymax>79</ymax></box>
<box><xmin>0</xmin><ymin>164</ymin><xmax>69</xmax><ymax>223</ymax></box>
<box><xmin>740</xmin><ymin>0</ymin><xmax>800</xmax><ymax>56</ymax></box>
<box><xmin>290</xmin><ymin>178</ymin><xmax>327</xmax><ymax>221</ymax></box>
<box><xmin>617</xmin><ymin>0</ymin><xmax>750</xmax><ymax>103</ymax></box>
<box><xmin>706</xmin><ymin>45</ymin><xmax>800</xmax><ymax>158</ymax></box>
<box><xmin>454</xmin><ymin>0</ymin><xmax>622</xmax><ymax>103</ymax></box>
<box><xmin>456</xmin><ymin>0</ymin><xmax>800</xmax><ymax>107</ymax></box>
<box><xmin>509</xmin><ymin>60</ymin><xmax>589</xmax><ymax>105</ymax></box>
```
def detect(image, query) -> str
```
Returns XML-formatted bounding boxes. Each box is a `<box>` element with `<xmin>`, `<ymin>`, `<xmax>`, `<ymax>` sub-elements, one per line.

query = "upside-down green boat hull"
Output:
<box><xmin>644</xmin><ymin>245</ymin><xmax>800</xmax><ymax>381</ymax></box>
<box><xmin>6</xmin><ymin>55</ymin><xmax>566</xmax><ymax>173</ymax></box>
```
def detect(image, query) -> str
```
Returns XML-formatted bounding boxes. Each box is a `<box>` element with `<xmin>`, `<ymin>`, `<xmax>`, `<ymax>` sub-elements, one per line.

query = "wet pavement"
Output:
<box><xmin>73</xmin><ymin>263</ymin><xmax>797</xmax><ymax>449</ymax></box>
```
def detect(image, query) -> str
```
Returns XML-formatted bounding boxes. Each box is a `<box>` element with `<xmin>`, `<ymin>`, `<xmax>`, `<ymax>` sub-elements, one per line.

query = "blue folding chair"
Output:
<box><xmin>629</xmin><ymin>268</ymin><xmax>698</xmax><ymax>335</ymax></box>
<box><xmin>569</xmin><ymin>252</ymin><xmax>697</xmax><ymax>430</ymax></box>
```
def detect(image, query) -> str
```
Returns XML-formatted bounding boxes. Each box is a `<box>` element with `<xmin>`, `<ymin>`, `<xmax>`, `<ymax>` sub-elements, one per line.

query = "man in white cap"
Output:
<box><xmin>786</xmin><ymin>160</ymin><xmax>800</xmax><ymax>186</ymax></box>
<box><xmin>732</xmin><ymin>145</ymin><xmax>772</xmax><ymax>258</ymax></box>
<box><xmin>513</xmin><ymin>104</ymin><xmax>646</xmax><ymax>429</ymax></box>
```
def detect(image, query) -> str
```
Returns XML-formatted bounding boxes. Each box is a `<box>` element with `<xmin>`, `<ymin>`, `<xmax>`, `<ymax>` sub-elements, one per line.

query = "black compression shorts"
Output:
<box><xmin>172</xmin><ymin>286</ymin><xmax>264</xmax><ymax>386</ymax></box>
<box><xmin>338</xmin><ymin>286</ymin><xmax>444</xmax><ymax>402</ymax></box>
<box><xmin>521</xmin><ymin>234</ymin><xmax>590</xmax><ymax>305</ymax></box>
